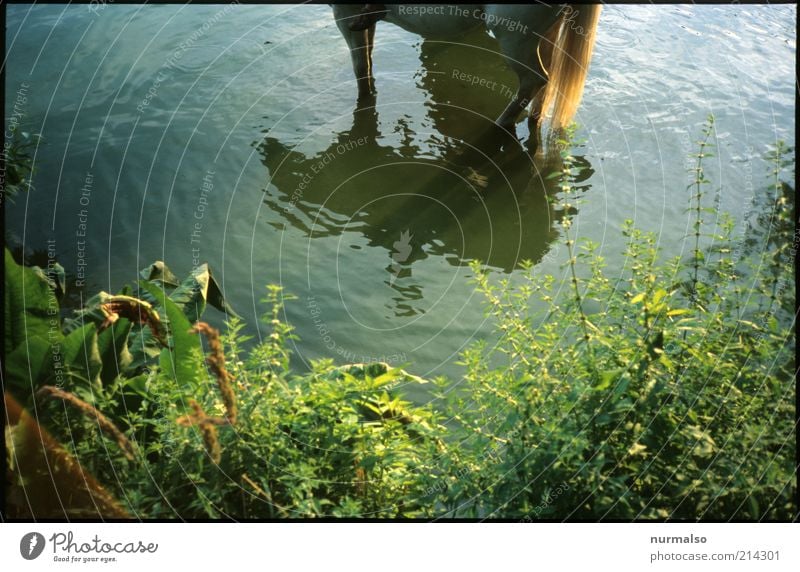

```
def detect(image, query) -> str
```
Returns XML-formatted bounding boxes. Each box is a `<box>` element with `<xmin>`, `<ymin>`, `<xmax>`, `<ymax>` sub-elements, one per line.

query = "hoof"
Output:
<box><xmin>495</xmin><ymin>121</ymin><xmax>517</xmax><ymax>137</ymax></box>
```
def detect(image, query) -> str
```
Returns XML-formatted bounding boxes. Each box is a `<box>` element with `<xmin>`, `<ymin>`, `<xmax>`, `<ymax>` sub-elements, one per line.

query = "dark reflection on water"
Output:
<box><xmin>258</xmin><ymin>32</ymin><xmax>595</xmax><ymax>281</ymax></box>
<box><xmin>258</xmin><ymin>32</ymin><xmax>595</xmax><ymax>325</ymax></box>
<box><xmin>260</xmin><ymin>108</ymin><xmax>570</xmax><ymax>271</ymax></box>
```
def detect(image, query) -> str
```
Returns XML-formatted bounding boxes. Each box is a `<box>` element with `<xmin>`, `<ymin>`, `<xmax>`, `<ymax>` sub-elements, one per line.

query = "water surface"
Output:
<box><xmin>5</xmin><ymin>4</ymin><xmax>795</xmax><ymax>399</ymax></box>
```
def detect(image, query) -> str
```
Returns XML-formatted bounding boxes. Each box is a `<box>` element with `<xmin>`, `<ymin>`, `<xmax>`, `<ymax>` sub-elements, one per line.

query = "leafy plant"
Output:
<box><xmin>4</xmin><ymin>252</ymin><xmax>447</xmax><ymax>518</ymax></box>
<box><xmin>4</xmin><ymin>119</ymin><xmax>794</xmax><ymax>520</ymax></box>
<box><xmin>1</xmin><ymin>131</ymin><xmax>39</xmax><ymax>204</ymax></box>
<box><xmin>431</xmin><ymin>119</ymin><xmax>795</xmax><ymax>520</ymax></box>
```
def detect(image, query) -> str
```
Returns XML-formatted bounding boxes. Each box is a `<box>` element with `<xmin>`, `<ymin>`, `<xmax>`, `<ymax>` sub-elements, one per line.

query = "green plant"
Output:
<box><xmin>4</xmin><ymin>253</ymin><xmax>447</xmax><ymax>518</ymax></box>
<box><xmin>1</xmin><ymin>131</ymin><xmax>39</xmax><ymax>204</ymax></box>
<box><xmin>432</xmin><ymin>120</ymin><xmax>795</xmax><ymax>520</ymax></box>
<box><xmin>4</xmin><ymin>119</ymin><xmax>794</xmax><ymax>520</ymax></box>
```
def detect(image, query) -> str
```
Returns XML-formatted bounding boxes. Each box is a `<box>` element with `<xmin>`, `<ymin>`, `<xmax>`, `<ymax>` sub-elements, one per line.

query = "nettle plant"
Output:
<box><xmin>4</xmin><ymin>118</ymin><xmax>794</xmax><ymax>520</ymax></box>
<box><xmin>432</xmin><ymin>119</ymin><xmax>795</xmax><ymax>520</ymax></box>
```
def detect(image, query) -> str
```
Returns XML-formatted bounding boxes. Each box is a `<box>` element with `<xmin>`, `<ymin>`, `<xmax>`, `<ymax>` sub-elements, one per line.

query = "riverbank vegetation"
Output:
<box><xmin>4</xmin><ymin>120</ymin><xmax>795</xmax><ymax>519</ymax></box>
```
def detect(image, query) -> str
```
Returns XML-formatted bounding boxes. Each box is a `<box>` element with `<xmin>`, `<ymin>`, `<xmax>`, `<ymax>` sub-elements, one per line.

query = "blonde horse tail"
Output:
<box><xmin>539</xmin><ymin>4</ymin><xmax>601</xmax><ymax>130</ymax></box>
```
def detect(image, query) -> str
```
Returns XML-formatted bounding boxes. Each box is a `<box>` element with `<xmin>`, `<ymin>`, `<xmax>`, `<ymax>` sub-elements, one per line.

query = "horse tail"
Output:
<box><xmin>539</xmin><ymin>4</ymin><xmax>601</xmax><ymax>130</ymax></box>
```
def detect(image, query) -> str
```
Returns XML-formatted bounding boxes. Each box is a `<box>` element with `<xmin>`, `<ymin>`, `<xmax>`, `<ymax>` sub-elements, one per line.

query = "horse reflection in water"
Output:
<box><xmin>258</xmin><ymin>36</ymin><xmax>592</xmax><ymax>316</ymax></box>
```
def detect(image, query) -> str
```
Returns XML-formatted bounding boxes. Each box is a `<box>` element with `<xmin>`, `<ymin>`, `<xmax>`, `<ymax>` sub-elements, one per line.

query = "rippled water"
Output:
<box><xmin>5</xmin><ymin>4</ymin><xmax>795</xmax><ymax>399</ymax></box>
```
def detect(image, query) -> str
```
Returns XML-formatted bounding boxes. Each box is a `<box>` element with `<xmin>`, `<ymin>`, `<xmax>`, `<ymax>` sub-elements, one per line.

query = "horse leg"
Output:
<box><xmin>493</xmin><ymin>33</ymin><xmax>547</xmax><ymax>132</ymax></box>
<box><xmin>496</xmin><ymin>71</ymin><xmax>544</xmax><ymax>133</ymax></box>
<box><xmin>488</xmin><ymin>5</ymin><xmax>560</xmax><ymax>133</ymax></box>
<box><xmin>524</xmin><ymin>85</ymin><xmax>548</xmax><ymax>156</ymax></box>
<box><xmin>334</xmin><ymin>12</ymin><xmax>377</xmax><ymax>100</ymax></box>
<box><xmin>368</xmin><ymin>23</ymin><xmax>376</xmax><ymax>71</ymax></box>
<box><xmin>528</xmin><ymin>84</ymin><xmax>548</xmax><ymax>126</ymax></box>
<box><xmin>357</xmin><ymin>25</ymin><xmax>377</xmax><ymax>105</ymax></box>
<box><xmin>353</xmin><ymin>26</ymin><xmax>377</xmax><ymax>100</ymax></box>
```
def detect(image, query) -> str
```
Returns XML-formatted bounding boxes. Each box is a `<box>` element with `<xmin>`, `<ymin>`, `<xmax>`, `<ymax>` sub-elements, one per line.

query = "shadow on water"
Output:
<box><xmin>257</xmin><ymin>33</ymin><xmax>594</xmax><ymax>312</ymax></box>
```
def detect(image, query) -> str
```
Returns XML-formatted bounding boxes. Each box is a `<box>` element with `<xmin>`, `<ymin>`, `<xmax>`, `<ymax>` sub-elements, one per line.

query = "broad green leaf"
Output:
<box><xmin>62</xmin><ymin>291</ymin><xmax>111</xmax><ymax>334</ymax></box>
<box><xmin>32</xmin><ymin>262</ymin><xmax>66</xmax><ymax>299</ymax></box>
<box><xmin>120</xmin><ymin>373</ymin><xmax>149</xmax><ymax>399</ymax></box>
<box><xmin>61</xmin><ymin>323</ymin><xmax>103</xmax><ymax>390</ymax></box>
<box><xmin>139</xmin><ymin>261</ymin><xmax>180</xmax><ymax>288</ymax></box>
<box><xmin>97</xmin><ymin>318</ymin><xmax>133</xmax><ymax>385</ymax></box>
<box><xmin>122</xmin><ymin>284</ymin><xmax>175</xmax><ymax>371</ymax></box>
<box><xmin>127</xmin><ymin>324</ymin><xmax>163</xmax><ymax>372</ymax></box>
<box><xmin>142</xmin><ymin>281</ymin><xmax>203</xmax><ymax>387</ymax></box>
<box><xmin>4</xmin><ymin>248</ymin><xmax>56</xmax><ymax>353</ymax></box>
<box><xmin>4</xmin><ymin>335</ymin><xmax>52</xmax><ymax>397</ymax></box>
<box><xmin>612</xmin><ymin>375</ymin><xmax>631</xmax><ymax>398</ymax></box>
<box><xmin>167</xmin><ymin>263</ymin><xmax>239</xmax><ymax>323</ymax></box>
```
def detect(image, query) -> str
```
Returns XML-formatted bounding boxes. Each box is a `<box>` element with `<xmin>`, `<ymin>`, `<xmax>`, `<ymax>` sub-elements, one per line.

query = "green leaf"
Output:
<box><xmin>140</xmin><ymin>261</ymin><xmax>181</xmax><ymax>288</ymax></box>
<box><xmin>652</xmin><ymin>289</ymin><xmax>667</xmax><ymax>305</ymax></box>
<box><xmin>4</xmin><ymin>336</ymin><xmax>53</xmax><ymax>397</ymax></box>
<box><xmin>612</xmin><ymin>375</ymin><xmax>631</xmax><ymax>398</ymax></box>
<box><xmin>126</xmin><ymin>324</ymin><xmax>163</xmax><ymax>372</ymax></box>
<box><xmin>62</xmin><ymin>291</ymin><xmax>111</xmax><ymax>334</ymax></box>
<box><xmin>583</xmin><ymin>318</ymin><xmax>601</xmax><ymax>333</ymax></box>
<box><xmin>167</xmin><ymin>263</ymin><xmax>239</xmax><ymax>323</ymax></box>
<box><xmin>141</xmin><ymin>281</ymin><xmax>203</xmax><ymax>387</ymax></box>
<box><xmin>748</xmin><ymin>496</ymin><xmax>760</xmax><ymax>519</ymax></box>
<box><xmin>666</xmin><ymin>309</ymin><xmax>691</xmax><ymax>317</ymax></box>
<box><xmin>627</xmin><ymin>442</ymin><xmax>647</xmax><ymax>456</ymax></box>
<box><xmin>630</xmin><ymin>293</ymin><xmax>645</xmax><ymax>304</ymax></box>
<box><xmin>32</xmin><ymin>262</ymin><xmax>66</xmax><ymax>299</ymax></box>
<box><xmin>97</xmin><ymin>318</ymin><xmax>133</xmax><ymax>385</ymax></box>
<box><xmin>4</xmin><ymin>248</ymin><xmax>57</xmax><ymax>353</ymax></box>
<box><xmin>121</xmin><ymin>373</ymin><xmax>150</xmax><ymax>399</ymax></box>
<box><xmin>120</xmin><ymin>284</ymin><xmax>174</xmax><ymax>371</ymax></box>
<box><xmin>595</xmin><ymin>368</ymin><xmax>624</xmax><ymax>391</ymax></box>
<box><xmin>61</xmin><ymin>323</ymin><xmax>103</xmax><ymax>390</ymax></box>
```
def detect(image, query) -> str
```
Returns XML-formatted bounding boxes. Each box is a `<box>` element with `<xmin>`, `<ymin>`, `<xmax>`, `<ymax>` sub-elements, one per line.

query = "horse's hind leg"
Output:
<box><xmin>490</xmin><ymin>6</ymin><xmax>559</xmax><ymax>133</ymax></box>
<box><xmin>493</xmin><ymin>30</ymin><xmax>547</xmax><ymax>133</ymax></box>
<box><xmin>528</xmin><ymin>83</ymin><xmax>548</xmax><ymax>127</ymax></box>
<box><xmin>496</xmin><ymin>67</ymin><xmax>545</xmax><ymax>133</ymax></box>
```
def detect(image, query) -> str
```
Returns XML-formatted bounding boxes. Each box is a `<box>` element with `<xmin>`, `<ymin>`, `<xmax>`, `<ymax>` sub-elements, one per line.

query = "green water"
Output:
<box><xmin>4</xmin><ymin>4</ymin><xmax>796</xmax><ymax>399</ymax></box>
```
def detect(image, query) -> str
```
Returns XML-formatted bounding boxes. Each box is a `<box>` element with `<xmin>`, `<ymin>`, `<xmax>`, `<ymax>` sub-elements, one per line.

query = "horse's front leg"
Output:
<box><xmin>333</xmin><ymin>5</ymin><xmax>375</xmax><ymax>97</ymax></box>
<box><xmin>335</xmin><ymin>20</ymin><xmax>377</xmax><ymax>100</ymax></box>
<box><xmin>352</xmin><ymin>25</ymin><xmax>377</xmax><ymax>100</ymax></box>
<box><xmin>492</xmin><ymin>14</ymin><xmax>551</xmax><ymax>134</ymax></box>
<box><xmin>361</xmin><ymin>25</ymin><xmax>376</xmax><ymax>100</ymax></box>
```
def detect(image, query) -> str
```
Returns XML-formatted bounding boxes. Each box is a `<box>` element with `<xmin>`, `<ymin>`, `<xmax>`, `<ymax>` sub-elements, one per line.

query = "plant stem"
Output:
<box><xmin>691</xmin><ymin>116</ymin><xmax>714</xmax><ymax>302</ymax></box>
